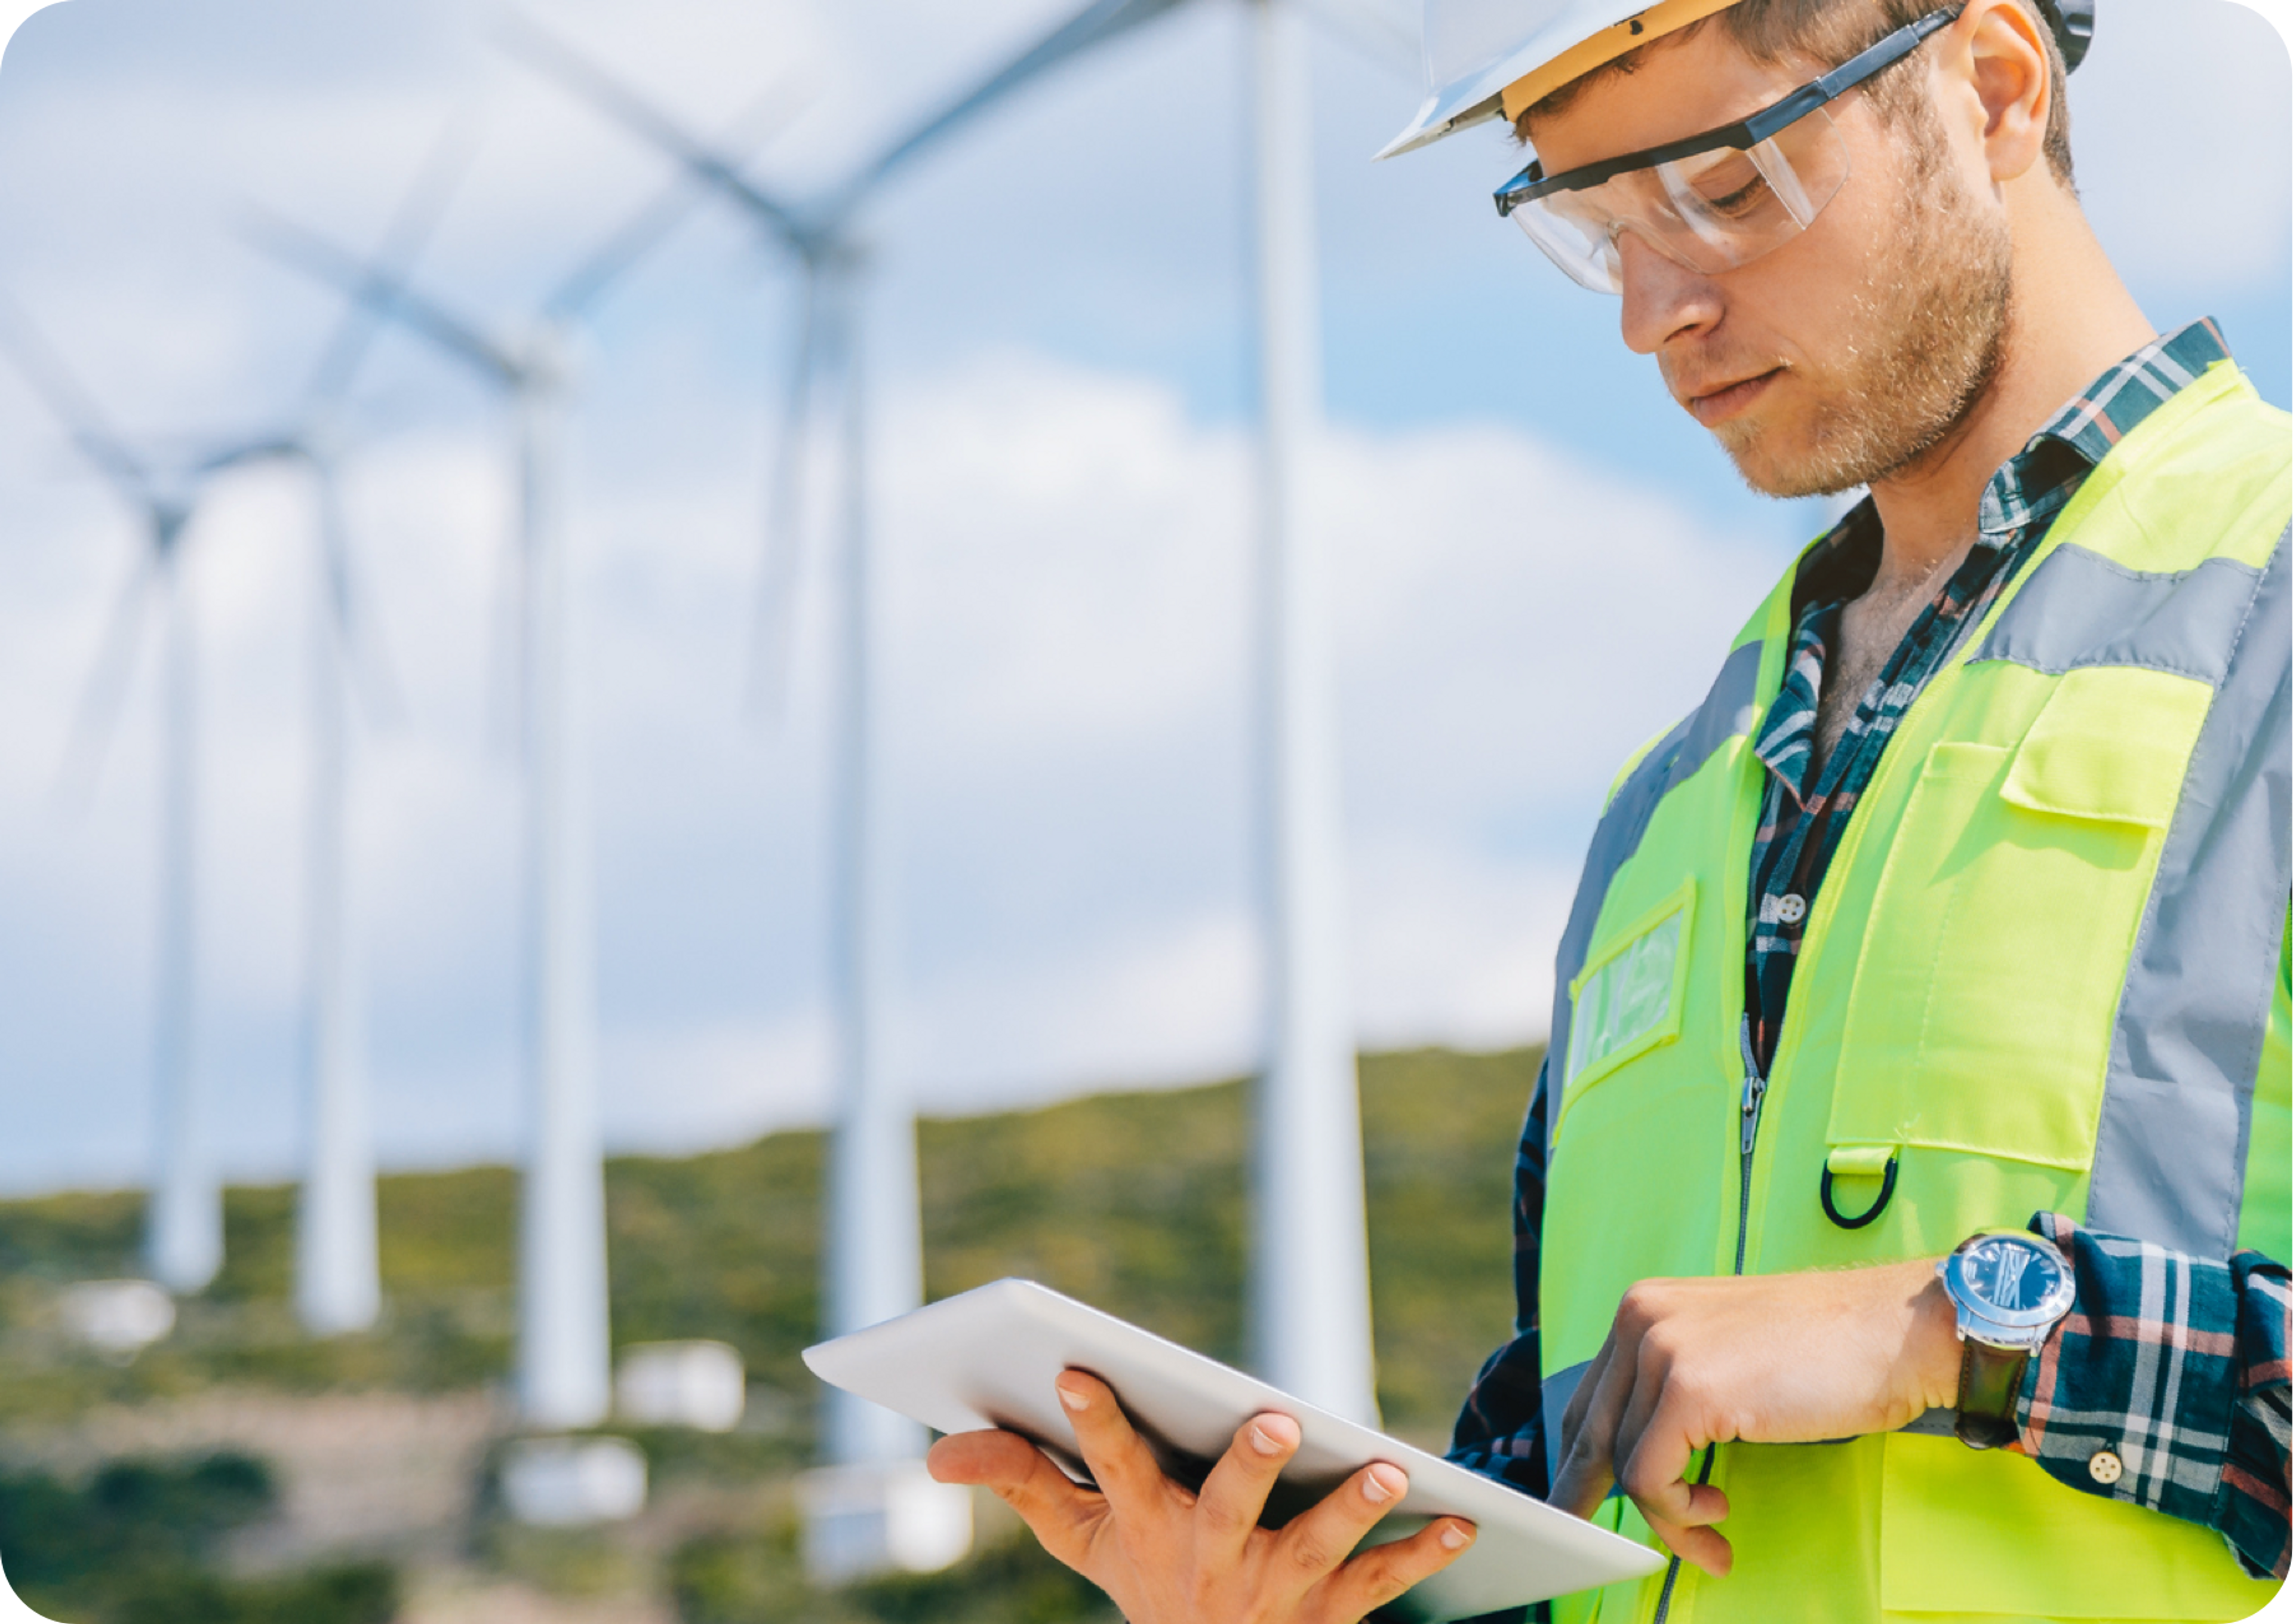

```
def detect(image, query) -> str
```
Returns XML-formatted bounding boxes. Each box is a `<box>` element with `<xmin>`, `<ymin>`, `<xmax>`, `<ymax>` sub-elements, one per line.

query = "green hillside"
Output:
<box><xmin>0</xmin><ymin>1046</ymin><xmax>1536</xmax><ymax>1440</ymax></box>
<box><xmin>0</xmin><ymin>1047</ymin><xmax>1541</xmax><ymax>1620</ymax></box>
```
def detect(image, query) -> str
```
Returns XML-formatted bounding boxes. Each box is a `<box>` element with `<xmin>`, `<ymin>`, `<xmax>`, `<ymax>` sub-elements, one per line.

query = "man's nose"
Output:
<box><xmin>1617</xmin><ymin>233</ymin><xmax>1723</xmax><ymax>355</ymax></box>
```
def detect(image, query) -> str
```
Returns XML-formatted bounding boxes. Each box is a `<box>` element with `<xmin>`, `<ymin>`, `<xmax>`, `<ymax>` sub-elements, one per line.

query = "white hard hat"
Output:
<box><xmin>1377</xmin><ymin>0</ymin><xmax>1745</xmax><ymax>160</ymax></box>
<box><xmin>1378</xmin><ymin>0</ymin><xmax>2094</xmax><ymax>161</ymax></box>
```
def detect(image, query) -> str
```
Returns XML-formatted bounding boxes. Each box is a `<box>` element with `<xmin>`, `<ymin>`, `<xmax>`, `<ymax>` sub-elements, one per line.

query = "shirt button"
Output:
<box><xmin>2089</xmin><ymin>1448</ymin><xmax>2124</xmax><ymax>1485</ymax></box>
<box><xmin>1775</xmin><ymin>894</ymin><xmax>1809</xmax><ymax>925</ymax></box>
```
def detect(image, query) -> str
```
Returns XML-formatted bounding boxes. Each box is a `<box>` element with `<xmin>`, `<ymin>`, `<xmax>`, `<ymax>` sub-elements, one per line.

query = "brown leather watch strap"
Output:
<box><xmin>1955</xmin><ymin>1338</ymin><xmax>2028</xmax><ymax>1451</ymax></box>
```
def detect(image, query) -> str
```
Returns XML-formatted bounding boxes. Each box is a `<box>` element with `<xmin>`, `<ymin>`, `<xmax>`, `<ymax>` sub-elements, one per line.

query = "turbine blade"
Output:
<box><xmin>56</xmin><ymin>549</ymin><xmax>158</xmax><ymax>807</ymax></box>
<box><xmin>242</xmin><ymin>208</ymin><xmax>522</xmax><ymax>389</ymax></box>
<box><xmin>0</xmin><ymin>291</ymin><xmax>156</xmax><ymax>504</ymax></box>
<box><xmin>545</xmin><ymin>84</ymin><xmax>807</xmax><ymax>321</ymax></box>
<box><xmin>498</xmin><ymin>13</ymin><xmax>812</xmax><ymax>251</ymax></box>
<box><xmin>302</xmin><ymin>106</ymin><xmax>485</xmax><ymax>414</ymax></box>
<box><xmin>834</xmin><ymin>0</ymin><xmax>1191</xmax><ymax>213</ymax></box>
<box><xmin>744</xmin><ymin>271</ymin><xmax>826</xmax><ymax>724</ymax></box>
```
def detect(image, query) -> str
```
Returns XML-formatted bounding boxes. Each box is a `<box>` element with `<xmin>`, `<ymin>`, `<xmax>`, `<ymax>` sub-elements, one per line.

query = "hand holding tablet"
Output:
<box><xmin>803</xmin><ymin>1278</ymin><xmax>1663</xmax><ymax>1622</ymax></box>
<box><xmin>932</xmin><ymin>1366</ymin><xmax>1474</xmax><ymax>1624</ymax></box>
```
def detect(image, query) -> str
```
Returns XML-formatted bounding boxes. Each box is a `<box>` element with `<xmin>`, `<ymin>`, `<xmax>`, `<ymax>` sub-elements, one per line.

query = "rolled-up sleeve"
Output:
<box><xmin>2017</xmin><ymin>1211</ymin><xmax>2291</xmax><ymax>1581</ymax></box>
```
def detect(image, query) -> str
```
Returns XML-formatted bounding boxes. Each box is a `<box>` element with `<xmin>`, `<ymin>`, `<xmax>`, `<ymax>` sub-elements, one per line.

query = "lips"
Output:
<box><xmin>1683</xmin><ymin>368</ymin><xmax>1784</xmax><ymax>427</ymax></box>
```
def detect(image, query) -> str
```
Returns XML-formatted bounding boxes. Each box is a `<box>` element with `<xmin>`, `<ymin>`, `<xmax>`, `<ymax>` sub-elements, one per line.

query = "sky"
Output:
<box><xmin>0</xmin><ymin>0</ymin><xmax>2283</xmax><ymax>1193</ymax></box>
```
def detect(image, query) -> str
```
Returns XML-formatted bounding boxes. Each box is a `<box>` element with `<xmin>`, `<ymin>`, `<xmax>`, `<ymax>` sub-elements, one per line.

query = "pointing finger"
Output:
<box><xmin>1559</xmin><ymin>1324</ymin><xmax>1616</xmax><ymax>1458</ymax></box>
<box><xmin>1550</xmin><ymin>1339</ymin><xmax>1634</xmax><ymax>1520</ymax></box>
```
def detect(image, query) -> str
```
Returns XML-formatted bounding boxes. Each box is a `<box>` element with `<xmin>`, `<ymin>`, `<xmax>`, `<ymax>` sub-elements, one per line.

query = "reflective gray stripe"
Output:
<box><xmin>1541</xmin><ymin>1358</ymin><xmax>1590</xmax><ymax>1462</ymax></box>
<box><xmin>2085</xmin><ymin>527</ymin><xmax>2291</xmax><ymax>1259</ymax></box>
<box><xmin>1546</xmin><ymin>641</ymin><xmax>1765</xmax><ymax>1143</ymax></box>
<box><xmin>1968</xmin><ymin>542</ymin><xmax>2266</xmax><ymax>683</ymax></box>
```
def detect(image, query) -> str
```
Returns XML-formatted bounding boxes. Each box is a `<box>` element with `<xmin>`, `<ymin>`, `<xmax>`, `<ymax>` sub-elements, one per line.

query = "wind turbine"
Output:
<box><xmin>503</xmin><ymin>0</ymin><xmax>1195</xmax><ymax>1500</ymax></box>
<box><xmin>245</xmin><ymin>95</ymin><xmax>795</xmax><ymax>1432</ymax></box>
<box><xmin>223</xmin><ymin>131</ymin><xmax>474</xmax><ymax>1338</ymax></box>
<box><xmin>0</xmin><ymin>310</ymin><xmax>278</xmax><ymax>1297</ymax></box>
<box><xmin>0</xmin><ymin>139</ymin><xmax>451</xmax><ymax>1313</ymax></box>
<box><xmin>0</xmin><ymin>306</ymin><xmax>221</xmax><ymax>1296</ymax></box>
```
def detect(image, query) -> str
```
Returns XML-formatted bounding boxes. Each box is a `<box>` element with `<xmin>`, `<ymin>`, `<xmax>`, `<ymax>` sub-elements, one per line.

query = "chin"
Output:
<box><xmin>1716</xmin><ymin>422</ymin><xmax>1867</xmax><ymax>503</ymax></box>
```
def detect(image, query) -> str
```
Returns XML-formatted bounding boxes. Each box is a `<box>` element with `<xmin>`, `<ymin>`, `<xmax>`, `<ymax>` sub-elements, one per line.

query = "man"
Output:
<box><xmin>930</xmin><ymin>3</ymin><xmax>2292</xmax><ymax>1621</ymax></box>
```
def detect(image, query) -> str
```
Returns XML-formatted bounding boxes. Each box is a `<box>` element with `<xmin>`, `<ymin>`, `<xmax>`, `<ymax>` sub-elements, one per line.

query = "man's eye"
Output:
<box><xmin>1704</xmin><ymin>178</ymin><xmax>1771</xmax><ymax>217</ymax></box>
<box><xmin>1685</xmin><ymin>158</ymin><xmax>1772</xmax><ymax>219</ymax></box>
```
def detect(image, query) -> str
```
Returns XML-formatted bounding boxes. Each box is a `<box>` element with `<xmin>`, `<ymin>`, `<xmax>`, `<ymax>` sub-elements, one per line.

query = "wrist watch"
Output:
<box><xmin>1935</xmin><ymin>1231</ymin><xmax>2076</xmax><ymax>1450</ymax></box>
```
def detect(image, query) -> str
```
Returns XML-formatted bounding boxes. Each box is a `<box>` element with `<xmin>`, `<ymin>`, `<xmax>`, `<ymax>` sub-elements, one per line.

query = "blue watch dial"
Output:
<box><xmin>1948</xmin><ymin>1235</ymin><xmax>2074</xmax><ymax>1329</ymax></box>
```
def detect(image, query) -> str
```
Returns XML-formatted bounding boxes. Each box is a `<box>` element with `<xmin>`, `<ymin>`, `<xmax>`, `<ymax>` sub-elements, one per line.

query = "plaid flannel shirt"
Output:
<box><xmin>1447</xmin><ymin>321</ymin><xmax>2291</xmax><ymax>1589</ymax></box>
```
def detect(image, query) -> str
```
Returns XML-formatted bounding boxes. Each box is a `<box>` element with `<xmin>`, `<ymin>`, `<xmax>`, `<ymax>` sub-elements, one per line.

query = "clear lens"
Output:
<box><xmin>1511</xmin><ymin>107</ymin><xmax>1851</xmax><ymax>294</ymax></box>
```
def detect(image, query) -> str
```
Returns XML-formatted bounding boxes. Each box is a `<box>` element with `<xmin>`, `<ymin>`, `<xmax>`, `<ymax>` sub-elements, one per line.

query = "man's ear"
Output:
<box><xmin>1962</xmin><ymin>0</ymin><xmax>2054</xmax><ymax>186</ymax></box>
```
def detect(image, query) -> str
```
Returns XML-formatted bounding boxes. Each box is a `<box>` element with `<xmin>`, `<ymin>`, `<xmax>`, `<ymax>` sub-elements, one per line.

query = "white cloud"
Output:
<box><xmin>0</xmin><ymin>340</ymin><xmax>1767</xmax><ymax>1191</ymax></box>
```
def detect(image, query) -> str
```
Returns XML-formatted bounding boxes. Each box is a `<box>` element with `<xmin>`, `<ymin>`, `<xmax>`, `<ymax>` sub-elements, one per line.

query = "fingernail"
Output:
<box><xmin>1363</xmin><ymin>1464</ymin><xmax>1405</xmax><ymax>1504</ymax></box>
<box><xmin>1249</xmin><ymin>1414</ymin><xmax>1298</xmax><ymax>1454</ymax></box>
<box><xmin>1056</xmin><ymin>1380</ymin><xmax>1089</xmax><ymax>1412</ymax></box>
<box><xmin>1440</xmin><ymin>1523</ymin><xmax>1471</xmax><ymax>1551</ymax></box>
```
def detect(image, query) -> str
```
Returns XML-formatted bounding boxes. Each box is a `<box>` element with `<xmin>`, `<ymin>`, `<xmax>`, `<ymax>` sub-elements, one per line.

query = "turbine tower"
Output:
<box><xmin>507</xmin><ymin>0</ymin><xmax>1193</xmax><ymax>1484</ymax></box>
<box><xmin>247</xmin><ymin>104</ymin><xmax>786</xmax><ymax>1428</ymax></box>
<box><xmin>1243</xmin><ymin>0</ymin><xmax>1409</xmax><ymax>1428</ymax></box>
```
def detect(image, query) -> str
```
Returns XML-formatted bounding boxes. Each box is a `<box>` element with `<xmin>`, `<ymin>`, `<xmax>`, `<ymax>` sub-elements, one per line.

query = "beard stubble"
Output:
<box><xmin>1713</xmin><ymin>112</ymin><xmax>2016</xmax><ymax>502</ymax></box>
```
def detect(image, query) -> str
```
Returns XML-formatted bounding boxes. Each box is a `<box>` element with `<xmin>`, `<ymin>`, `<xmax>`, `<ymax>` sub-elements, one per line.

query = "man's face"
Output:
<box><xmin>1524</xmin><ymin>21</ymin><xmax>2014</xmax><ymax>499</ymax></box>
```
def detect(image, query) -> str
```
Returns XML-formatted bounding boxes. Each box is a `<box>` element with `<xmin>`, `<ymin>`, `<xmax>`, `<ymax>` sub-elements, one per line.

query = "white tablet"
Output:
<box><xmin>803</xmin><ymin>1278</ymin><xmax>1662</xmax><ymax>1621</ymax></box>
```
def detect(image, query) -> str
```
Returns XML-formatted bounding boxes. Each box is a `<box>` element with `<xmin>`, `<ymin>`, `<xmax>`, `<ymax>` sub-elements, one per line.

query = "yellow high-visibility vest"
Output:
<box><xmin>1541</xmin><ymin>358</ymin><xmax>2291</xmax><ymax>1624</ymax></box>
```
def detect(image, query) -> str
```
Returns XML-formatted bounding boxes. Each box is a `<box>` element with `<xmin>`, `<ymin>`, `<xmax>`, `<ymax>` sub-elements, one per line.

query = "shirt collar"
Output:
<box><xmin>1977</xmin><ymin>318</ymin><xmax>2233</xmax><ymax>542</ymax></box>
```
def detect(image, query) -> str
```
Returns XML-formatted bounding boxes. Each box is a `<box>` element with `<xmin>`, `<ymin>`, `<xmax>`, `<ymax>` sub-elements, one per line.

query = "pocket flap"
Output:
<box><xmin>1999</xmin><ymin>667</ymin><xmax>2212</xmax><ymax>830</ymax></box>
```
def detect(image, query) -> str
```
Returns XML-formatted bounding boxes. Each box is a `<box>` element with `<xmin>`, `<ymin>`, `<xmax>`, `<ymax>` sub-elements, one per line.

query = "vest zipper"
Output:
<box><xmin>1735</xmin><ymin>1014</ymin><xmax>1768</xmax><ymax>1278</ymax></box>
<box><xmin>1652</xmin><ymin>1020</ymin><xmax>1767</xmax><ymax>1624</ymax></box>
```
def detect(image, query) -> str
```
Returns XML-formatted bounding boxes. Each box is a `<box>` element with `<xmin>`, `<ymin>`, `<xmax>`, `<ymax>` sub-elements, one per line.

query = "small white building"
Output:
<box><xmin>798</xmin><ymin>1461</ymin><xmax>974</xmax><ymax>1586</ymax></box>
<box><xmin>60</xmin><ymin>1279</ymin><xmax>175</xmax><ymax>1358</ymax></box>
<box><xmin>499</xmin><ymin>1435</ymin><xmax>648</xmax><ymax>1527</ymax></box>
<box><xmin>614</xmin><ymin>1340</ymin><xmax>746</xmax><ymax>1432</ymax></box>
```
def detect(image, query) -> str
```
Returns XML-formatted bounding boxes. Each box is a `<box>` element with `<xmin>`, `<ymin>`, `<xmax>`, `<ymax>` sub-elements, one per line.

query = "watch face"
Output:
<box><xmin>1950</xmin><ymin>1235</ymin><xmax>2076</xmax><ymax>1328</ymax></box>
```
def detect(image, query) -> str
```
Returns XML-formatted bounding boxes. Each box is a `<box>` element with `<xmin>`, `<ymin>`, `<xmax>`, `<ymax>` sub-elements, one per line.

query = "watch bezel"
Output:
<box><xmin>1941</xmin><ymin>1232</ymin><xmax>2076</xmax><ymax>1337</ymax></box>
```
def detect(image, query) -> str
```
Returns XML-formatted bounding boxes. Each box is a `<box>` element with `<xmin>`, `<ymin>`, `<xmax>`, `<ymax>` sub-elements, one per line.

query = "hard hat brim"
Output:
<box><xmin>1376</xmin><ymin>0</ymin><xmax>1744</xmax><ymax>161</ymax></box>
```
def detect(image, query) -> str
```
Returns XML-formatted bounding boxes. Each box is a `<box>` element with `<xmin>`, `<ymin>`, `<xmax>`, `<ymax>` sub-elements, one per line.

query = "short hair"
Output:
<box><xmin>1518</xmin><ymin>1</ymin><xmax>2076</xmax><ymax>188</ymax></box>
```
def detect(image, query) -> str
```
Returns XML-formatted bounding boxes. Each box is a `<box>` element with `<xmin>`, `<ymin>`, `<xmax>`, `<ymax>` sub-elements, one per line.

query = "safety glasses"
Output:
<box><xmin>1493</xmin><ymin>3</ymin><xmax>1965</xmax><ymax>293</ymax></box>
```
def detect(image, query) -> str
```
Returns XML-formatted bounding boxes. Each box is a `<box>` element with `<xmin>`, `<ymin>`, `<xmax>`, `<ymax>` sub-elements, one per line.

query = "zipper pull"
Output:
<box><xmin>1738</xmin><ymin>1016</ymin><xmax>1768</xmax><ymax>1157</ymax></box>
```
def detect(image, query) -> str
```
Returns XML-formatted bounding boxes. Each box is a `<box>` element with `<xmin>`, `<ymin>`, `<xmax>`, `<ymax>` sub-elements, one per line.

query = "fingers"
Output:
<box><xmin>1192</xmin><ymin>1411</ymin><xmax>1300</xmax><ymax>1565</ymax></box>
<box><xmin>1608</xmin><ymin>1332</ymin><xmax>1668</xmax><ymax>1502</ymax></box>
<box><xmin>1644</xmin><ymin>1511</ymin><xmax>1733</xmax><ymax>1578</ymax></box>
<box><xmin>1269</xmin><ymin>1460</ymin><xmax>1411</xmax><ymax>1595</ymax></box>
<box><xmin>1320</xmin><ymin>1515</ymin><xmax>1478</xmax><ymax>1618</ymax></box>
<box><xmin>1550</xmin><ymin>1339</ymin><xmax>1634</xmax><ymax>1520</ymax></box>
<box><xmin>1616</xmin><ymin>1394</ymin><xmax>1733</xmax><ymax>1577</ymax></box>
<box><xmin>1056</xmin><ymin>1369</ymin><xmax>1173</xmax><ymax>1517</ymax></box>
<box><xmin>927</xmin><ymin>1431</ymin><xmax>1101</xmax><ymax>1568</ymax></box>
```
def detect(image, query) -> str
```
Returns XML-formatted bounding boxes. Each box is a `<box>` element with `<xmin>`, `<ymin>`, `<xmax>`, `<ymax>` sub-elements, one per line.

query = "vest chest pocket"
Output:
<box><xmin>1826</xmin><ymin>669</ymin><xmax>2213</xmax><ymax>1171</ymax></box>
<box><xmin>1562</xmin><ymin>880</ymin><xmax>1696</xmax><ymax>1122</ymax></box>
